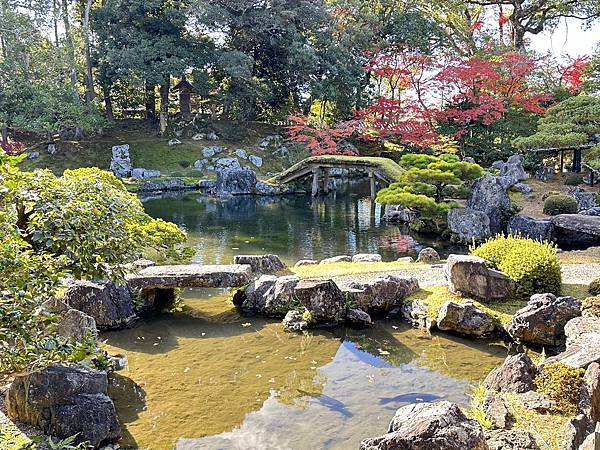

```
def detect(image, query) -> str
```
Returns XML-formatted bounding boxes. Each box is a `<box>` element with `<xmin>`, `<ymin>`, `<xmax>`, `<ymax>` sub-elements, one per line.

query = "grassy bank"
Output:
<box><xmin>291</xmin><ymin>260</ymin><xmax>421</xmax><ymax>279</ymax></box>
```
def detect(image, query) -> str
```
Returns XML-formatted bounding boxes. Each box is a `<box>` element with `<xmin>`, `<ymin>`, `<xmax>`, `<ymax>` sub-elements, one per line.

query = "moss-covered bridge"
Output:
<box><xmin>268</xmin><ymin>155</ymin><xmax>403</xmax><ymax>197</ymax></box>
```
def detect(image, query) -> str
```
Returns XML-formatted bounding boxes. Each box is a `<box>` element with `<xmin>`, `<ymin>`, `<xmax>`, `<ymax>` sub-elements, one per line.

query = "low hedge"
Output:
<box><xmin>543</xmin><ymin>194</ymin><xmax>579</xmax><ymax>215</ymax></box>
<box><xmin>471</xmin><ymin>235</ymin><xmax>562</xmax><ymax>299</ymax></box>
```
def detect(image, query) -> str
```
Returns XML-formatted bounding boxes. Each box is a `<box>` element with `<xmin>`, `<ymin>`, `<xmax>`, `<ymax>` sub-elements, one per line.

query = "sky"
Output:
<box><xmin>530</xmin><ymin>18</ymin><xmax>599</xmax><ymax>57</ymax></box>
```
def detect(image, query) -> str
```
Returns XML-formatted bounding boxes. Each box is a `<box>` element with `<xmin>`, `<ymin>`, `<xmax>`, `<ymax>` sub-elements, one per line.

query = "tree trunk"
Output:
<box><xmin>61</xmin><ymin>0</ymin><xmax>79</xmax><ymax>101</ymax></box>
<box><xmin>159</xmin><ymin>74</ymin><xmax>170</xmax><ymax>135</ymax></box>
<box><xmin>82</xmin><ymin>0</ymin><xmax>95</xmax><ymax>104</ymax></box>
<box><xmin>145</xmin><ymin>81</ymin><xmax>156</xmax><ymax>120</ymax></box>
<box><xmin>1</xmin><ymin>125</ymin><xmax>8</xmax><ymax>146</ymax></box>
<box><xmin>103</xmin><ymin>84</ymin><xmax>114</xmax><ymax>123</ymax></box>
<box><xmin>53</xmin><ymin>0</ymin><xmax>59</xmax><ymax>47</ymax></box>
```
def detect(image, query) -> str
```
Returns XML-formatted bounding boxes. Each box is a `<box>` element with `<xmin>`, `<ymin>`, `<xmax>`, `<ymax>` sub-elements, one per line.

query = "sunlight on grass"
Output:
<box><xmin>562</xmin><ymin>283</ymin><xmax>590</xmax><ymax>300</ymax></box>
<box><xmin>291</xmin><ymin>261</ymin><xmax>424</xmax><ymax>279</ymax></box>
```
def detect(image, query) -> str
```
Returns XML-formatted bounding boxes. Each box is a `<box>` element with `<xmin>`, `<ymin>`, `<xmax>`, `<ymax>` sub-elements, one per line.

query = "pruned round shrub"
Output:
<box><xmin>589</xmin><ymin>277</ymin><xmax>600</xmax><ymax>296</ymax></box>
<box><xmin>543</xmin><ymin>194</ymin><xmax>578</xmax><ymax>215</ymax></box>
<box><xmin>564</xmin><ymin>174</ymin><xmax>583</xmax><ymax>186</ymax></box>
<box><xmin>471</xmin><ymin>235</ymin><xmax>562</xmax><ymax>298</ymax></box>
<box><xmin>178</xmin><ymin>160</ymin><xmax>191</xmax><ymax>168</ymax></box>
<box><xmin>583</xmin><ymin>296</ymin><xmax>600</xmax><ymax>317</ymax></box>
<box><xmin>535</xmin><ymin>363</ymin><xmax>585</xmax><ymax>414</ymax></box>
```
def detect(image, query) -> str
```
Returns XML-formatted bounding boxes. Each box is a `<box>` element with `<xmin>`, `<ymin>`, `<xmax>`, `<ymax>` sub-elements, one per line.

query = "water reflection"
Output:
<box><xmin>103</xmin><ymin>292</ymin><xmax>507</xmax><ymax>450</ymax></box>
<box><xmin>140</xmin><ymin>182</ymin><xmax>463</xmax><ymax>266</ymax></box>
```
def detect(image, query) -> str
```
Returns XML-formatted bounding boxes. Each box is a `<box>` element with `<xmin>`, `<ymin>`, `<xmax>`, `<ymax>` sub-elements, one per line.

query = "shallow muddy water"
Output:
<box><xmin>102</xmin><ymin>186</ymin><xmax>502</xmax><ymax>449</ymax></box>
<box><xmin>104</xmin><ymin>291</ymin><xmax>507</xmax><ymax>450</ymax></box>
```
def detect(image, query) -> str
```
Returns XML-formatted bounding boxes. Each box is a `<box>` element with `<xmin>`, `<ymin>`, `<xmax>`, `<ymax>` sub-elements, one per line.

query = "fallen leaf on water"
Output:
<box><xmin>183</xmin><ymin>367</ymin><xmax>190</xmax><ymax>373</ymax></box>
<box><xmin>242</xmin><ymin>323</ymin><xmax>252</xmax><ymax>327</ymax></box>
<box><xmin>392</xmin><ymin>326</ymin><xmax>398</xmax><ymax>330</ymax></box>
<box><xmin>377</xmin><ymin>348</ymin><xmax>390</xmax><ymax>355</ymax></box>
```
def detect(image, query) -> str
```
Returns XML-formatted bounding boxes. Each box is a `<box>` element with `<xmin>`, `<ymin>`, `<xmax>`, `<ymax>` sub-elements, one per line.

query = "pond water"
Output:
<box><xmin>103</xmin><ymin>185</ymin><xmax>504</xmax><ymax>450</ymax></box>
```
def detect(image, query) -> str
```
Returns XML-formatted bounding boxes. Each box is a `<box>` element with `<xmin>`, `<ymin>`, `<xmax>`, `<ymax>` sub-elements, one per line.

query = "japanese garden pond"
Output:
<box><xmin>103</xmin><ymin>182</ymin><xmax>506</xmax><ymax>450</ymax></box>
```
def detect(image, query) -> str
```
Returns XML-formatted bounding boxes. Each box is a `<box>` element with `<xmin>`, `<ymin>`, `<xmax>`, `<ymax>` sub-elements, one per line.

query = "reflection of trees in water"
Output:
<box><xmin>340</xmin><ymin>325</ymin><xmax>417</xmax><ymax>367</ymax></box>
<box><xmin>108</xmin><ymin>373</ymin><xmax>146</xmax><ymax>449</ymax></box>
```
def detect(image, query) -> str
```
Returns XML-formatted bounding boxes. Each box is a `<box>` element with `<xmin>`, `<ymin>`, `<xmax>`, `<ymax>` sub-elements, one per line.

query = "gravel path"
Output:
<box><xmin>330</xmin><ymin>263</ymin><xmax>600</xmax><ymax>288</ymax></box>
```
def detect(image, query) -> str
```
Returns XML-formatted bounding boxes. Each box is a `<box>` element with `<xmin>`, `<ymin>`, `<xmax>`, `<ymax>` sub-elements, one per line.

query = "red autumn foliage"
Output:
<box><xmin>1</xmin><ymin>141</ymin><xmax>27</xmax><ymax>155</ymax></box>
<box><xmin>286</xmin><ymin>116</ymin><xmax>359</xmax><ymax>156</ymax></box>
<box><xmin>499</xmin><ymin>13</ymin><xmax>510</xmax><ymax>26</ymax></box>
<box><xmin>560</xmin><ymin>57</ymin><xmax>588</xmax><ymax>92</ymax></box>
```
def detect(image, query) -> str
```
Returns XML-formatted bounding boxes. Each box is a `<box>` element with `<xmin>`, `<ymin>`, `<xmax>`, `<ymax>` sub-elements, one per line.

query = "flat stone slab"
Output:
<box><xmin>128</xmin><ymin>264</ymin><xmax>253</xmax><ymax>289</ymax></box>
<box><xmin>551</xmin><ymin>214</ymin><xmax>600</xmax><ymax>236</ymax></box>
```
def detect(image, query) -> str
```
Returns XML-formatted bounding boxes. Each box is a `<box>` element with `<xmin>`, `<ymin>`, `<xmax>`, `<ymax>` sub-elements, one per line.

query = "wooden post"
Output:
<box><xmin>323</xmin><ymin>168</ymin><xmax>330</xmax><ymax>194</ymax></box>
<box><xmin>574</xmin><ymin>149</ymin><xmax>582</xmax><ymax>173</ymax></box>
<box><xmin>311</xmin><ymin>167</ymin><xmax>320</xmax><ymax>197</ymax></box>
<box><xmin>368</xmin><ymin>171</ymin><xmax>376</xmax><ymax>198</ymax></box>
<box><xmin>590</xmin><ymin>169</ymin><xmax>595</xmax><ymax>187</ymax></box>
<box><xmin>560</xmin><ymin>150</ymin><xmax>564</xmax><ymax>173</ymax></box>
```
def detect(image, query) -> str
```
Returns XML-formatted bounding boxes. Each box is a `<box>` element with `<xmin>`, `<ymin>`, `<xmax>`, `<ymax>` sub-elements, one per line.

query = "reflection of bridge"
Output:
<box><xmin>269</xmin><ymin>155</ymin><xmax>403</xmax><ymax>197</ymax></box>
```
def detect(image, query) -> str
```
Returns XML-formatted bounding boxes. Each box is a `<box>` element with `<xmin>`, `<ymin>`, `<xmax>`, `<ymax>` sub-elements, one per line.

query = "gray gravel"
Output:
<box><xmin>330</xmin><ymin>263</ymin><xmax>600</xmax><ymax>288</ymax></box>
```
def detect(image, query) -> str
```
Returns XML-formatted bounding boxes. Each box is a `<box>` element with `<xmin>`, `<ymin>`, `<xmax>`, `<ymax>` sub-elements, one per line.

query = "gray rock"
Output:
<box><xmin>214</xmin><ymin>157</ymin><xmax>241</xmax><ymax>171</ymax></box>
<box><xmin>546</xmin><ymin>316</ymin><xmax>600</xmax><ymax>369</ymax></box>
<box><xmin>294</xmin><ymin>279</ymin><xmax>346</xmax><ymax>323</ymax></box>
<box><xmin>215</xmin><ymin>168</ymin><xmax>257</xmax><ymax>195</ymax></box>
<box><xmin>345</xmin><ymin>275</ymin><xmax>420</xmax><ymax>314</ymax></box>
<box><xmin>579</xmin><ymin>424</ymin><xmax>600</xmax><ymax>450</ymax></box>
<box><xmin>447</xmin><ymin>208</ymin><xmax>492</xmax><ymax>243</ymax></box>
<box><xmin>507</xmin><ymin>215</ymin><xmax>554</xmax><ymax>241</ymax></box>
<box><xmin>467</xmin><ymin>175</ymin><xmax>513</xmax><ymax>233</ymax></box>
<box><xmin>535</xmin><ymin>165</ymin><xmax>553</xmax><ymax>181</ymax></box>
<box><xmin>206</xmin><ymin>131</ymin><xmax>219</xmax><ymax>140</ymax></box>
<box><xmin>359</xmin><ymin>401</ymin><xmax>487</xmax><ymax>450</ymax></box>
<box><xmin>579</xmin><ymin>362</ymin><xmax>600</xmax><ymax>427</ymax></box>
<box><xmin>563</xmin><ymin>414</ymin><xmax>589</xmax><ymax>450</ymax></box>
<box><xmin>417</xmin><ymin>247</ymin><xmax>440</xmax><ymax>264</ymax></box>
<box><xmin>483</xmin><ymin>353</ymin><xmax>537</xmax><ymax>393</ymax></box>
<box><xmin>511</xmin><ymin>182</ymin><xmax>533</xmax><ymax>194</ymax></box>
<box><xmin>249</xmin><ymin>155</ymin><xmax>263</xmax><ymax>167</ymax></box>
<box><xmin>515</xmin><ymin>390</ymin><xmax>557</xmax><ymax>413</ymax></box>
<box><xmin>319</xmin><ymin>255</ymin><xmax>352</xmax><ymax>264</ymax></box>
<box><xmin>396</xmin><ymin>257</ymin><xmax>414</xmax><ymax>263</ymax></box>
<box><xmin>233</xmin><ymin>254</ymin><xmax>285</xmax><ymax>273</ymax></box>
<box><xmin>131</xmin><ymin>168</ymin><xmax>161</xmax><ymax>179</ymax></box>
<box><xmin>551</xmin><ymin>214</ymin><xmax>600</xmax><ymax>247</ymax></box>
<box><xmin>62</xmin><ymin>280</ymin><xmax>136</xmax><ymax>331</ymax></box>
<box><xmin>352</xmin><ymin>253</ymin><xmax>382</xmax><ymax>263</ymax></box>
<box><xmin>500</xmin><ymin>158</ymin><xmax>528</xmax><ymax>184</ymax></box>
<box><xmin>263</xmin><ymin>275</ymin><xmax>300</xmax><ymax>316</ymax></box>
<box><xmin>445</xmin><ymin>254</ymin><xmax>515</xmax><ymax>300</ymax></box>
<box><xmin>572</xmin><ymin>189</ymin><xmax>597</xmax><ymax>211</ymax></box>
<box><xmin>5</xmin><ymin>364</ymin><xmax>121</xmax><ymax>448</ymax></box>
<box><xmin>235</xmin><ymin>148</ymin><xmax>248</xmax><ymax>159</ymax></box>
<box><xmin>202</xmin><ymin>145</ymin><xmax>224</xmax><ymax>158</ymax></box>
<box><xmin>482</xmin><ymin>392</ymin><xmax>511</xmax><ymax>429</ymax></box>
<box><xmin>383</xmin><ymin>205</ymin><xmax>417</xmax><ymax>223</ymax></box>
<box><xmin>233</xmin><ymin>274</ymin><xmax>278</xmax><ymax>313</ymax></box>
<box><xmin>139</xmin><ymin>178</ymin><xmax>188</xmax><ymax>192</ymax></box>
<box><xmin>463</xmin><ymin>157</ymin><xmax>476</xmax><ymax>164</ymax></box>
<box><xmin>127</xmin><ymin>264</ymin><xmax>253</xmax><ymax>290</ymax></box>
<box><xmin>109</xmin><ymin>144</ymin><xmax>131</xmax><ymax>177</ymax></box>
<box><xmin>27</xmin><ymin>151</ymin><xmax>40</xmax><ymax>159</ymax></box>
<box><xmin>191</xmin><ymin>133</ymin><xmax>205</xmax><ymax>141</ymax></box>
<box><xmin>168</xmin><ymin>138</ymin><xmax>181</xmax><ymax>146</ymax></box>
<box><xmin>402</xmin><ymin>299</ymin><xmax>435</xmax><ymax>330</ymax></box>
<box><xmin>282</xmin><ymin>309</ymin><xmax>308</xmax><ymax>332</ymax></box>
<box><xmin>507</xmin><ymin>293</ymin><xmax>581</xmax><ymax>346</ymax></box>
<box><xmin>255</xmin><ymin>181</ymin><xmax>280</xmax><ymax>195</ymax></box>
<box><xmin>47</xmin><ymin>143</ymin><xmax>57</xmax><ymax>154</ymax></box>
<box><xmin>193</xmin><ymin>159</ymin><xmax>211</xmax><ymax>171</ymax></box>
<box><xmin>41</xmin><ymin>298</ymin><xmax>97</xmax><ymax>342</ymax></box>
<box><xmin>581</xmin><ymin>207</ymin><xmax>600</xmax><ymax>216</ymax></box>
<box><xmin>436</xmin><ymin>301</ymin><xmax>497</xmax><ymax>337</ymax></box>
<box><xmin>345</xmin><ymin>308</ymin><xmax>373</xmax><ymax>326</ymax></box>
<box><xmin>485</xmin><ymin>429</ymin><xmax>538</xmax><ymax>450</ymax></box>
<box><xmin>198</xmin><ymin>179</ymin><xmax>216</xmax><ymax>190</ymax></box>
<box><xmin>294</xmin><ymin>259</ymin><xmax>318</xmax><ymax>267</ymax></box>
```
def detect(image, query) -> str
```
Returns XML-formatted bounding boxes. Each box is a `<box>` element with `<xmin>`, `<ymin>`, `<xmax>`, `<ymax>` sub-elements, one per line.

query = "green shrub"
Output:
<box><xmin>589</xmin><ymin>277</ymin><xmax>600</xmax><ymax>296</ymax></box>
<box><xmin>471</xmin><ymin>235</ymin><xmax>562</xmax><ymax>298</ymax></box>
<box><xmin>178</xmin><ymin>160</ymin><xmax>191</xmax><ymax>168</ymax></box>
<box><xmin>535</xmin><ymin>363</ymin><xmax>585</xmax><ymax>414</ymax></box>
<box><xmin>582</xmin><ymin>296</ymin><xmax>600</xmax><ymax>317</ymax></box>
<box><xmin>543</xmin><ymin>194</ymin><xmax>578</xmax><ymax>215</ymax></box>
<box><xmin>564</xmin><ymin>174</ymin><xmax>583</xmax><ymax>186</ymax></box>
<box><xmin>542</xmin><ymin>191</ymin><xmax>561</xmax><ymax>201</ymax></box>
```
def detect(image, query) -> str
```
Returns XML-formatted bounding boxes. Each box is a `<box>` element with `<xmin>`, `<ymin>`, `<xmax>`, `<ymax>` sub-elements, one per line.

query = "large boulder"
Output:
<box><xmin>293</xmin><ymin>279</ymin><xmax>346</xmax><ymax>322</ymax></box>
<box><xmin>551</xmin><ymin>214</ymin><xmax>600</xmax><ymax>247</ymax></box>
<box><xmin>109</xmin><ymin>144</ymin><xmax>131</xmax><ymax>177</ymax></box>
<box><xmin>498</xmin><ymin>155</ymin><xmax>528</xmax><ymax>185</ymax></box>
<box><xmin>580</xmin><ymin>362</ymin><xmax>600</xmax><ymax>429</ymax></box>
<box><xmin>215</xmin><ymin>168</ymin><xmax>257</xmax><ymax>195</ymax></box>
<box><xmin>345</xmin><ymin>308</ymin><xmax>373</xmax><ymax>327</ymax></box>
<box><xmin>344</xmin><ymin>275</ymin><xmax>419</xmax><ymax>314</ymax></box>
<box><xmin>383</xmin><ymin>205</ymin><xmax>417</xmax><ymax>223</ymax></box>
<box><xmin>485</xmin><ymin>429</ymin><xmax>538</xmax><ymax>450</ymax></box>
<box><xmin>235</xmin><ymin>275</ymin><xmax>298</xmax><ymax>317</ymax></box>
<box><xmin>467</xmin><ymin>175</ymin><xmax>513</xmax><ymax>233</ymax></box>
<box><xmin>507</xmin><ymin>215</ymin><xmax>554</xmax><ymax>241</ymax></box>
<box><xmin>359</xmin><ymin>401</ymin><xmax>488</xmax><ymax>450</ymax></box>
<box><xmin>233</xmin><ymin>274</ymin><xmax>278</xmax><ymax>311</ymax></box>
<box><xmin>282</xmin><ymin>309</ymin><xmax>308</xmax><ymax>332</ymax></box>
<box><xmin>5</xmin><ymin>364</ymin><xmax>121</xmax><ymax>448</ymax></box>
<box><xmin>352</xmin><ymin>253</ymin><xmax>382</xmax><ymax>263</ymax></box>
<box><xmin>41</xmin><ymin>298</ymin><xmax>97</xmax><ymax>342</ymax></box>
<box><xmin>572</xmin><ymin>188</ymin><xmax>597</xmax><ymax>211</ymax></box>
<box><xmin>402</xmin><ymin>299</ymin><xmax>435</xmax><ymax>330</ymax></box>
<box><xmin>545</xmin><ymin>316</ymin><xmax>600</xmax><ymax>368</ymax></box>
<box><xmin>233</xmin><ymin>254</ymin><xmax>285</xmax><ymax>273</ymax></box>
<box><xmin>131</xmin><ymin>168</ymin><xmax>160</xmax><ymax>179</ymax></box>
<box><xmin>62</xmin><ymin>280</ymin><xmax>136</xmax><ymax>330</ymax></box>
<box><xmin>506</xmin><ymin>293</ymin><xmax>581</xmax><ymax>346</ymax></box>
<box><xmin>436</xmin><ymin>301</ymin><xmax>497</xmax><ymax>338</ymax></box>
<box><xmin>416</xmin><ymin>247</ymin><xmax>440</xmax><ymax>264</ymax></box>
<box><xmin>445</xmin><ymin>254</ymin><xmax>515</xmax><ymax>300</ymax></box>
<box><xmin>447</xmin><ymin>208</ymin><xmax>492</xmax><ymax>243</ymax></box>
<box><xmin>483</xmin><ymin>353</ymin><xmax>537</xmax><ymax>393</ymax></box>
<box><xmin>319</xmin><ymin>255</ymin><xmax>352</xmax><ymax>264</ymax></box>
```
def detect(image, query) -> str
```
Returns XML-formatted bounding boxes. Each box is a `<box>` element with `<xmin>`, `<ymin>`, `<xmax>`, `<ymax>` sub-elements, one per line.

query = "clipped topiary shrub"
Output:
<box><xmin>589</xmin><ymin>277</ymin><xmax>600</xmax><ymax>296</ymax></box>
<box><xmin>535</xmin><ymin>363</ymin><xmax>585</xmax><ymax>414</ymax></box>
<box><xmin>471</xmin><ymin>235</ymin><xmax>562</xmax><ymax>298</ymax></box>
<box><xmin>564</xmin><ymin>174</ymin><xmax>583</xmax><ymax>186</ymax></box>
<box><xmin>542</xmin><ymin>191</ymin><xmax>561</xmax><ymax>201</ymax></box>
<box><xmin>178</xmin><ymin>160</ymin><xmax>191</xmax><ymax>168</ymax></box>
<box><xmin>582</xmin><ymin>296</ymin><xmax>600</xmax><ymax>317</ymax></box>
<box><xmin>543</xmin><ymin>194</ymin><xmax>579</xmax><ymax>215</ymax></box>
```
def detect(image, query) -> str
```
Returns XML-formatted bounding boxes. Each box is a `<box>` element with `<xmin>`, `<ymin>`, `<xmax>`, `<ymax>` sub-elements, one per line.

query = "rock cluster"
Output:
<box><xmin>545</xmin><ymin>315</ymin><xmax>600</xmax><ymax>369</ymax></box>
<box><xmin>109</xmin><ymin>144</ymin><xmax>132</xmax><ymax>177</ymax></box>
<box><xmin>507</xmin><ymin>215</ymin><xmax>554</xmax><ymax>241</ymax></box>
<box><xmin>445</xmin><ymin>254</ymin><xmax>515</xmax><ymax>300</ymax></box>
<box><xmin>233</xmin><ymin>254</ymin><xmax>285</xmax><ymax>273</ymax></box>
